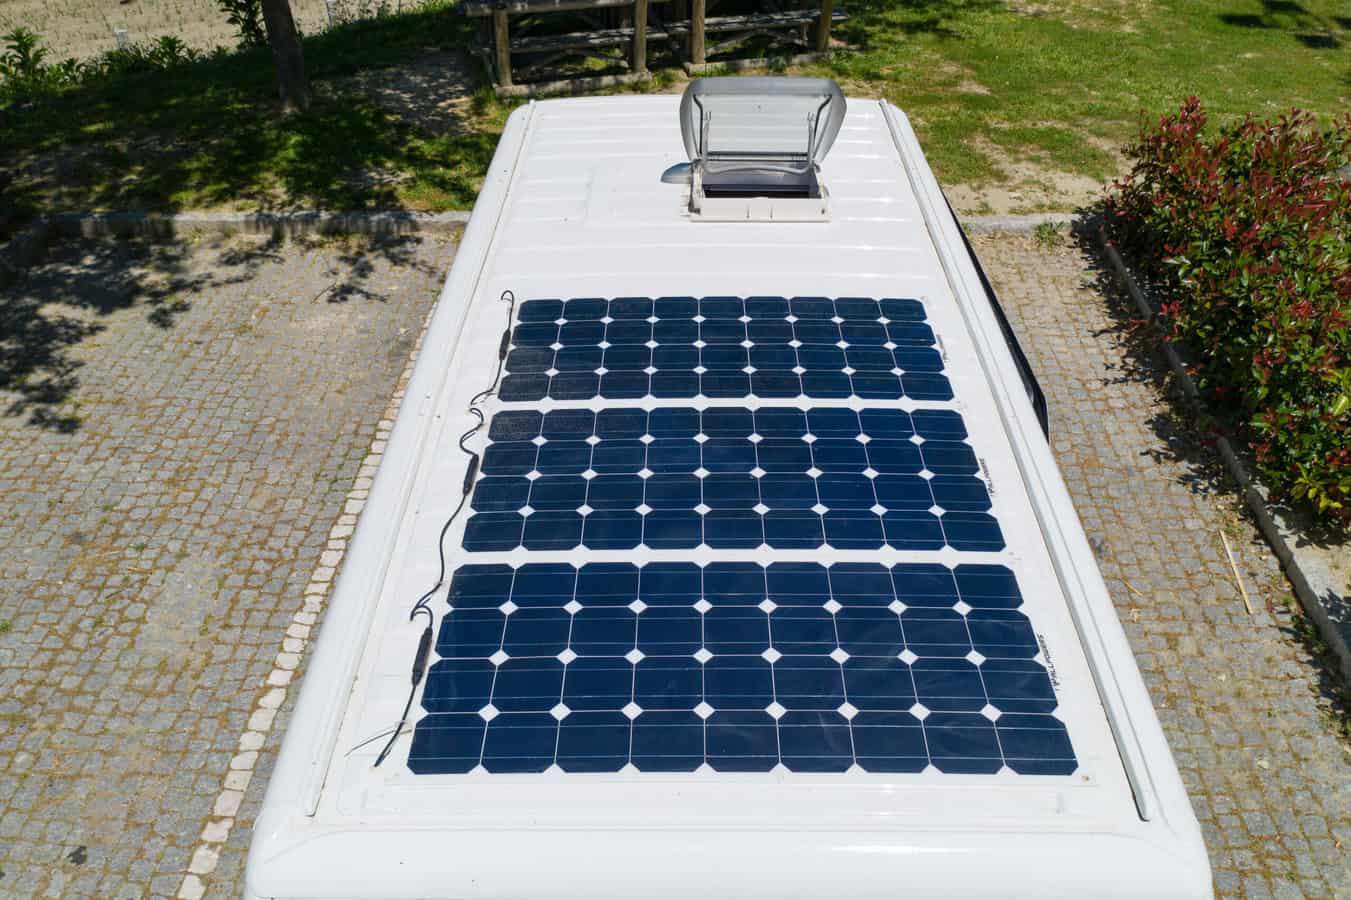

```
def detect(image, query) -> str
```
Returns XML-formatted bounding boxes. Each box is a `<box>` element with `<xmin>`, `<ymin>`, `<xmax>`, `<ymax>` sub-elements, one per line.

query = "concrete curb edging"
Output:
<box><xmin>52</xmin><ymin>209</ymin><xmax>472</xmax><ymax>239</ymax></box>
<box><xmin>173</xmin><ymin>300</ymin><xmax>436</xmax><ymax>900</ymax></box>
<box><xmin>958</xmin><ymin>212</ymin><xmax>1078</xmax><ymax>234</ymax></box>
<box><xmin>0</xmin><ymin>218</ymin><xmax>54</xmax><ymax>288</ymax></box>
<box><xmin>1094</xmin><ymin>228</ymin><xmax>1351</xmax><ymax>685</ymax></box>
<box><xmin>0</xmin><ymin>210</ymin><xmax>472</xmax><ymax>285</ymax></box>
<box><xmin>1</xmin><ymin>208</ymin><xmax>1058</xmax><ymax>276</ymax></box>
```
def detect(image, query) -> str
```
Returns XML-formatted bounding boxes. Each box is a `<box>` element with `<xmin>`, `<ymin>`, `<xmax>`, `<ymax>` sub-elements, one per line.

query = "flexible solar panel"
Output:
<box><xmin>499</xmin><ymin>296</ymin><xmax>953</xmax><ymax>403</ymax></box>
<box><xmin>409</xmin><ymin>561</ymin><xmax>1072</xmax><ymax>775</ymax></box>
<box><xmin>411</xmin><ymin>294</ymin><xmax>1066</xmax><ymax>777</ymax></box>
<box><xmin>461</xmin><ymin>405</ymin><xmax>1004</xmax><ymax>553</ymax></box>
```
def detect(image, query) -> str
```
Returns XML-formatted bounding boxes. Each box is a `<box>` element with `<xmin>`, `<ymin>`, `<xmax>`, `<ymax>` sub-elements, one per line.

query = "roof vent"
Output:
<box><xmin>676</xmin><ymin>76</ymin><xmax>846</xmax><ymax>222</ymax></box>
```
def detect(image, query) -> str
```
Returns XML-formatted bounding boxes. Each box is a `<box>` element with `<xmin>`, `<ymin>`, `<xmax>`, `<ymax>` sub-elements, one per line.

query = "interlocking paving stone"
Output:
<box><xmin>0</xmin><ymin>233</ymin><xmax>454</xmax><ymax>899</ymax></box>
<box><xmin>974</xmin><ymin>231</ymin><xmax>1349</xmax><ymax>900</ymax></box>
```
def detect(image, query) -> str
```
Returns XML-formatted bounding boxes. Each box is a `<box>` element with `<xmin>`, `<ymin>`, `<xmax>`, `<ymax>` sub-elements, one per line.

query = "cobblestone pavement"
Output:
<box><xmin>0</xmin><ymin>232</ymin><xmax>455</xmax><ymax>898</ymax></box>
<box><xmin>975</xmin><ymin>231</ymin><xmax>1349</xmax><ymax>899</ymax></box>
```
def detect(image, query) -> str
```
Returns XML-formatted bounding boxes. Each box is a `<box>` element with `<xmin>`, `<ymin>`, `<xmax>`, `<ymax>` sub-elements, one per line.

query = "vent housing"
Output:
<box><xmin>677</xmin><ymin>77</ymin><xmax>846</xmax><ymax>222</ymax></box>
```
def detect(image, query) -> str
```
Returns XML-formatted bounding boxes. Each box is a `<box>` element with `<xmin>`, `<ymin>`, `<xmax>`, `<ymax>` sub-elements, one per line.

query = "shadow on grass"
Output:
<box><xmin>838</xmin><ymin>0</ymin><xmax>1008</xmax><ymax>46</ymax></box>
<box><xmin>1217</xmin><ymin>0</ymin><xmax>1345</xmax><ymax>49</ymax></box>
<box><xmin>1</xmin><ymin>4</ymin><xmax>501</xmax><ymax>219</ymax></box>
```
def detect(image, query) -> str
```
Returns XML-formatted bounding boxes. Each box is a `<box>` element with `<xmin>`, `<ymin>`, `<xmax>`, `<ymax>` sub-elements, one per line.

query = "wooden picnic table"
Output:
<box><xmin>462</xmin><ymin>0</ymin><xmax>842</xmax><ymax>95</ymax></box>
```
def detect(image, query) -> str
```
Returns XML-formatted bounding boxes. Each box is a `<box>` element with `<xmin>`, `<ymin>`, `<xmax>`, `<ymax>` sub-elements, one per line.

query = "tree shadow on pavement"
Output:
<box><xmin>1069</xmin><ymin>223</ymin><xmax>1238</xmax><ymax>501</ymax></box>
<box><xmin>316</xmin><ymin>233</ymin><xmax>441</xmax><ymax>305</ymax></box>
<box><xmin>0</xmin><ymin>231</ymin><xmax>434</xmax><ymax>433</ymax></box>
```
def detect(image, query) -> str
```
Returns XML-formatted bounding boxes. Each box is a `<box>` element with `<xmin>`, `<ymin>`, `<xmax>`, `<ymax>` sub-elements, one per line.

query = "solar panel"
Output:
<box><xmin>461</xmin><ymin>406</ymin><xmax>1004</xmax><ymax>553</ymax></box>
<box><xmin>406</xmin><ymin>293</ymin><xmax>1074</xmax><ymax>780</ymax></box>
<box><xmin>499</xmin><ymin>297</ymin><xmax>953</xmax><ymax>403</ymax></box>
<box><xmin>407</xmin><ymin>562</ymin><xmax>1074</xmax><ymax>775</ymax></box>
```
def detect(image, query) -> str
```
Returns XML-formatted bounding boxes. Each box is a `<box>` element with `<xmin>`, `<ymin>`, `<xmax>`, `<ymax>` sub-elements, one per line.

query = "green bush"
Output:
<box><xmin>215</xmin><ymin>0</ymin><xmax>268</xmax><ymax>49</ymax></box>
<box><xmin>0</xmin><ymin>28</ymin><xmax>207</xmax><ymax>105</ymax></box>
<box><xmin>0</xmin><ymin>28</ymin><xmax>68</xmax><ymax>98</ymax></box>
<box><xmin>1106</xmin><ymin>98</ymin><xmax>1351</xmax><ymax>521</ymax></box>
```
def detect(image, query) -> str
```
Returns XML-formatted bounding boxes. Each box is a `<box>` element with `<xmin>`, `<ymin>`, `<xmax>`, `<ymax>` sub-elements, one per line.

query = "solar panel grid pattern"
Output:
<box><xmin>408</xmin><ymin>562</ymin><xmax>1075</xmax><ymax>775</ymax></box>
<box><xmin>499</xmin><ymin>297</ymin><xmax>953</xmax><ymax>403</ymax></box>
<box><xmin>405</xmin><ymin>294</ymin><xmax>1077</xmax><ymax>777</ymax></box>
<box><xmin>461</xmin><ymin>407</ymin><xmax>1004</xmax><ymax>553</ymax></box>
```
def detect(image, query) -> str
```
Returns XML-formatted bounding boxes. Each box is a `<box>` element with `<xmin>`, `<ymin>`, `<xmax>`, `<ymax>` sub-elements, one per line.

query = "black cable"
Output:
<box><xmin>372</xmin><ymin>290</ymin><xmax>516</xmax><ymax>768</ymax></box>
<box><xmin>470</xmin><ymin>290</ymin><xmax>517</xmax><ymax>407</ymax></box>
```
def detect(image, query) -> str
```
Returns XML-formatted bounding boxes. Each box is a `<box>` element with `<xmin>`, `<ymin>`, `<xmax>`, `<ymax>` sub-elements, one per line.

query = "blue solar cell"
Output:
<box><xmin>461</xmin><ymin>406</ymin><xmax>1002</xmax><ymax>553</ymax></box>
<box><xmin>843</xmin><ymin>659</ymin><xmax>916</xmax><ymax>711</ymax></box>
<box><xmin>995</xmin><ymin>714</ymin><xmax>1077</xmax><ymax>775</ymax></box>
<box><xmin>410</xmin><ymin>562</ymin><xmax>1076</xmax><ymax>775</ymax></box>
<box><xmin>706</xmin><ymin>711</ymin><xmax>778</xmax><ymax>772</ymax></box>
<box><xmin>966</xmin><ymin>609</ymin><xmax>1039</xmax><ymax>658</ymax></box>
<box><xmin>922</xmin><ymin>713</ymin><xmax>1002</xmax><ymax>775</ymax></box>
<box><xmin>777</xmin><ymin>711</ymin><xmax>854</xmax><ymax>773</ymax></box>
<box><xmin>850</xmin><ymin>712</ymin><xmax>927</xmax><ymax>773</ymax></box>
<box><xmin>482</xmin><ymin>712</ymin><xmax>557</xmax><ymax>773</ymax></box>
<box><xmin>407</xmin><ymin>714</ymin><xmax>486</xmax><ymax>774</ymax></box>
<box><xmin>499</xmin><ymin>296</ymin><xmax>953</xmax><ymax>402</ymax></box>
<box><xmin>421</xmin><ymin>660</ymin><xmax>495</xmax><ymax>713</ymax></box>
<box><xmin>556</xmin><ymin>711</ymin><xmax>631</xmax><ymax>773</ymax></box>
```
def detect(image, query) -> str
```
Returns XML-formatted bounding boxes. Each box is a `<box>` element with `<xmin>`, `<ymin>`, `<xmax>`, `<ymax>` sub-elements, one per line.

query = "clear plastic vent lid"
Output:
<box><xmin>679</xmin><ymin>77</ymin><xmax>847</xmax><ymax>178</ymax></box>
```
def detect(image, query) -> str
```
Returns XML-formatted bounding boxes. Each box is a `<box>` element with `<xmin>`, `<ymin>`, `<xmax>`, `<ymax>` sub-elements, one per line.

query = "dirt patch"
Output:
<box><xmin>946</xmin><ymin>135</ymin><xmax>1109</xmax><ymax>215</ymax></box>
<box><xmin>1003</xmin><ymin>0</ymin><xmax>1156</xmax><ymax>31</ymax></box>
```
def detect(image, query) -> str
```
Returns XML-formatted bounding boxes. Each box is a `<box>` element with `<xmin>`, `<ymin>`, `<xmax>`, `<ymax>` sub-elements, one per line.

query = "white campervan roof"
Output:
<box><xmin>246</xmin><ymin>82</ymin><xmax>1211</xmax><ymax>899</ymax></box>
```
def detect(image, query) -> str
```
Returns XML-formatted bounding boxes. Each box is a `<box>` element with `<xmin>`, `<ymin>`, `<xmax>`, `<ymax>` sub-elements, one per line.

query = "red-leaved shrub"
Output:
<box><xmin>1105</xmin><ymin>98</ymin><xmax>1351</xmax><ymax>522</ymax></box>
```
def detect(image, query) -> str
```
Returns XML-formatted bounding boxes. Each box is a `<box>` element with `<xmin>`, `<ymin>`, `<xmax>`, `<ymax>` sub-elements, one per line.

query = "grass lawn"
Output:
<box><xmin>818</xmin><ymin>0</ymin><xmax>1350</xmax><ymax>210</ymax></box>
<box><xmin>1</xmin><ymin>0</ymin><xmax>1347</xmax><ymax>220</ymax></box>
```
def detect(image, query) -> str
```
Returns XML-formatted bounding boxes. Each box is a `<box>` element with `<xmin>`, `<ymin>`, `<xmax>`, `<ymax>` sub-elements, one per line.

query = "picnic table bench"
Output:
<box><xmin>462</xmin><ymin>0</ymin><xmax>843</xmax><ymax>95</ymax></box>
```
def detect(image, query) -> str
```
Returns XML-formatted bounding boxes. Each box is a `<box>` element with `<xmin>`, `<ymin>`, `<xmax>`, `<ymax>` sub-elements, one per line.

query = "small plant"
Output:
<box><xmin>0</xmin><ymin>619</ymin><xmax>11</xmax><ymax>635</ymax></box>
<box><xmin>216</xmin><ymin>0</ymin><xmax>268</xmax><ymax>49</ymax></box>
<box><xmin>1106</xmin><ymin>98</ymin><xmax>1351</xmax><ymax>522</ymax></box>
<box><xmin>1033</xmin><ymin>220</ymin><xmax>1061</xmax><ymax>249</ymax></box>
<box><xmin>0</xmin><ymin>29</ymin><xmax>208</xmax><ymax>105</ymax></box>
<box><xmin>1</xmin><ymin>27</ymin><xmax>48</xmax><ymax>80</ymax></box>
<box><xmin>0</xmin><ymin>27</ymin><xmax>71</xmax><ymax>99</ymax></box>
<box><xmin>96</xmin><ymin>36</ymin><xmax>204</xmax><ymax>77</ymax></box>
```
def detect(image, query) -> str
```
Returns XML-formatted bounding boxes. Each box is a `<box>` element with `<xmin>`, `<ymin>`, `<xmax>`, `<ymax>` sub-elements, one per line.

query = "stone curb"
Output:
<box><xmin>0</xmin><ymin>210</ymin><xmax>471</xmax><ymax>285</ymax></box>
<box><xmin>958</xmin><ymin>212</ymin><xmax>1079</xmax><ymax>233</ymax></box>
<box><xmin>173</xmin><ymin>294</ymin><xmax>437</xmax><ymax>900</ymax></box>
<box><xmin>0</xmin><ymin>218</ymin><xmax>53</xmax><ymax>288</ymax></box>
<box><xmin>0</xmin><ymin>209</ymin><xmax>1058</xmax><ymax>259</ymax></box>
<box><xmin>51</xmin><ymin>209</ymin><xmax>472</xmax><ymax>239</ymax></box>
<box><xmin>1094</xmin><ymin>227</ymin><xmax>1351</xmax><ymax>685</ymax></box>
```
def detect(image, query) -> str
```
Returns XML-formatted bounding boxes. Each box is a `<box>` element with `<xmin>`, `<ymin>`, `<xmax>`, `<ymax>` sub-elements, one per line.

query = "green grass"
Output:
<box><xmin>813</xmin><ymin>0</ymin><xmax>1349</xmax><ymax>186</ymax></box>
<box><xmin>2</xmin><ymin>2</ymin><xmax>508</xmax><ymax>219</ymax></box>
<box><xmin>1</xmin><ymin>0</ymin><xmax>1347</xmax><ymax>217</ymax></box>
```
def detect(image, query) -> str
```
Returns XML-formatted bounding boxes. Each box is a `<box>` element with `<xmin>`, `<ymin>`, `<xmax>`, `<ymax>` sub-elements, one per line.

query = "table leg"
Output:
<box><xmin>691</xmin><ymin>0</ymin><xmax>705</xmax><ymax>64</ymax></box>
<box><xmin>814</xmin><ymin>0</ymin><xmax>833</xmax><ymax>51</ymax></box>
<box><xmin>493</xmin><ymin>9</ymin><xmax>513</xmax><ymax>87</ymax></box>
<box><xmin>633</xmin><ymin>0</ymin><xmax>649</xmax><ymax>72</ymax></box>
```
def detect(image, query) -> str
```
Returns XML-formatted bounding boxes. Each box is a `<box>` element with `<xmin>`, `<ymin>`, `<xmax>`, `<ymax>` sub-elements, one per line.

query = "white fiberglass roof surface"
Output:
<box><xmin>246</xmin><ymin>95</ymin><xmax>1210</xmax><ymax>900</ymax></box>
